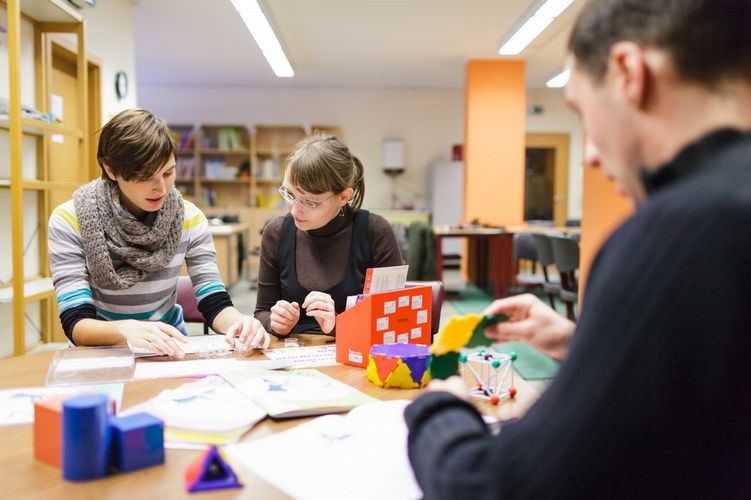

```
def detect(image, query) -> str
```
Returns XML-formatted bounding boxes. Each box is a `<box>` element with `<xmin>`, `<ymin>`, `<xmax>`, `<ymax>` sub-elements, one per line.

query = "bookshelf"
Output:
<box><xmin>2</xmin><ymin>0</ymin><xmax>88</xmax><ymax>356</ymax></box>
<box><xmin>167</xmin><ymin>123</ymin><xmax>343</xmax><ymax>282</ymax></box>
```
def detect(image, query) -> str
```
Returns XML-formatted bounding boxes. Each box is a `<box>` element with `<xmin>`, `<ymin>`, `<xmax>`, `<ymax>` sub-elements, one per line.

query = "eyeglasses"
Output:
<box><xmin>278</xmin><ymin>185</ymin><xmax>336</xmax><ymax>209</ymax></box>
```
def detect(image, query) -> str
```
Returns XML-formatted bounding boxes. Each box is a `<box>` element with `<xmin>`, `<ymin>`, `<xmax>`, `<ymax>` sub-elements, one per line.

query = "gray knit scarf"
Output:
<box><xmin>73</xmin><ymin>178</ymin><xmax>184</xmax><ymax>290</ymax></box>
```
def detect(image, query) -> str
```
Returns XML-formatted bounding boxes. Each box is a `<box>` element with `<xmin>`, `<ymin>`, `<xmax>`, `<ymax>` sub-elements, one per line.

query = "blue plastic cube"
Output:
<box><xmin>109</xmin><ymin>413</ymin><xmax>165</xmax><ymax>473</ymax></box>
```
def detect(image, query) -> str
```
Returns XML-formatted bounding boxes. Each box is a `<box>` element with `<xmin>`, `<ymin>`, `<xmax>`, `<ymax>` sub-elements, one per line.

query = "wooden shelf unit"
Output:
<box><xmin>167</xmin><ymin>123</ymin><xmax>343</xmax><ymax>281</ymax></box>
<box><xmin>3</xmin><ymin>0</ymin><xmax>88</xmax><ymax>355</ymax></box>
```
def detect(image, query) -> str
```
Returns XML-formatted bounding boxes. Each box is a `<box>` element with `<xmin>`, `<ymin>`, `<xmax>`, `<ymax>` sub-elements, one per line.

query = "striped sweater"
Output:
<box><xmin>49</xmin><ymin>198</ymin><xmax>227</xmax><ymax>336</ymax></box>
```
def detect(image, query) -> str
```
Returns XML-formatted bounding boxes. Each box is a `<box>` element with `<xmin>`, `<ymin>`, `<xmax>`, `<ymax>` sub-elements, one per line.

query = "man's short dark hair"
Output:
<box><xmin>569</xmin><ymin>0</ymin><xmax>751</xmax><ymax>87</ymax></box>
<box><xmin>97</xmin><ymin>108</ymin><xmax>176</xmax><ymax>182</ymax></box>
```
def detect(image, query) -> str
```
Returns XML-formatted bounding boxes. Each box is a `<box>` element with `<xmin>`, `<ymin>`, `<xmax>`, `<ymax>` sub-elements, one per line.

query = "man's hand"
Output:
<box><xmin>481</xmin><ymin>293</ymin><xmax>575</xmax><ymax>360</ymax></box>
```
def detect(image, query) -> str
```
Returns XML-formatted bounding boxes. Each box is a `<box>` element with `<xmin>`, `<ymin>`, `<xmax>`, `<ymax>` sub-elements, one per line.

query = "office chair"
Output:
<box><xmin>549</xmin><ymin>235</ymin><xmax>580</xmax><ymax>321</ymax></box>
<box><xmin>176</xmin><ymin>276</ymin><xmax>209</xmax><ymax>335</ymax></box>
<box><xmin>405</xmin><ymin>280</ymin><xmax>444</xmax><ymax>342</ymax></box>
<box><xmin>532</xmin><ymin>234</ymin><xmax>561</xmax><ymax>309</ymax></box>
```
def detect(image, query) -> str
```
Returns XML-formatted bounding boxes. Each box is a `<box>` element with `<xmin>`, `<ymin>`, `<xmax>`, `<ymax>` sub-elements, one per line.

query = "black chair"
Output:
<box><xmin>512</xmin><ymin>233</ymin><xmax>545</xmax><ymax>290</ymax></box>
<box><xmin>532</xmin><ymin>234</ymin><xmax>561</xmax><ymax>308</ymax></box>
<box><xmin>549</xmin><ymin>234</ymin><xmax>580</xmax><ymax>321</ymax></box>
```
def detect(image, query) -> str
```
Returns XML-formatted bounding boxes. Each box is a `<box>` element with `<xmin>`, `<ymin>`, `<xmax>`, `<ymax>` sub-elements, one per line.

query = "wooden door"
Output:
<box><xmin>46</xmin><ymin>41</ymin><xmax>100</xmax><ymax>343</ymax></box>
<box><xmin>525</xmin><ymin>133</ymin><xmax>570</xmax><ymax>226</ymax></box>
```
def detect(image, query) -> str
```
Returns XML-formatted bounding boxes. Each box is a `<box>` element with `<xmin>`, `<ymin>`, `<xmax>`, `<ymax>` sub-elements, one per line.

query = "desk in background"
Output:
<box><xmin>435</xmin><ymin>224</ymin><xmax>581</xmax><ymax>298</ymax></box>
<box><xmin>1</xmin><ymin>335</ymin><xmax>541</xmax><ymax>499</ymax></box>
<box><xmin>207</xmin><ymin>223</ymin><xmax>249</xmax><ymax>287</ymax></box>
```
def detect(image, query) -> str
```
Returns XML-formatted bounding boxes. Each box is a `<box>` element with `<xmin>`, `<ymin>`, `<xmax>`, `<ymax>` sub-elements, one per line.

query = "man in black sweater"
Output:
<box><xmin>406</xmin><ymin>1</ymin><xmax>751</xmax><ymax>498</ymax></box>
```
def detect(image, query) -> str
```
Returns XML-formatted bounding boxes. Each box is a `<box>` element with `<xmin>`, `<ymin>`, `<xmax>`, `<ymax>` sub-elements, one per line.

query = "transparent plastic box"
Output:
<box><xmin>45</xmin><ymin>346</ymin><xmax>136</xmax><ymax>386</ymax></box>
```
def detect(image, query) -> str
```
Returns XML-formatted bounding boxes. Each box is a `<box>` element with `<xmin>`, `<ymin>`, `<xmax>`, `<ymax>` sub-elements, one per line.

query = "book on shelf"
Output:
<box><xmin>217</xmin><ymin>128</ymin><xmax>244</xmax><ymax>150</ymax></box>
<box><xmin>203</xmin><ymin>159</ymin><xmax>227</xmax><ymax>179</ymax></box>
<box><xmin>176</xmin><ymin>156</ymin><xmax>195</xmax><ymax>178</ymax></box>
<box><xmin>171</xmin><ymin>129</ymin><xmax>195</xmax><ymax>150</ymax></box>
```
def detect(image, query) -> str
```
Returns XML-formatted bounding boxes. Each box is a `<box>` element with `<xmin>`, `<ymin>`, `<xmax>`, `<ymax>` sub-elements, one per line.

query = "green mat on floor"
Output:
<box><xmin>491</xmin><ymin>341</ymin><xmax>559</xmax><ymax>380</ymax></box>
<box><xmin>447</xmin><ymin>286</ymin><xmax>493</xmax><ymax>315</ymax></box>
<box><xmin>448</xmin><ymin>286</ymin><xmax>574</xmax><ymax>318</ymax></box>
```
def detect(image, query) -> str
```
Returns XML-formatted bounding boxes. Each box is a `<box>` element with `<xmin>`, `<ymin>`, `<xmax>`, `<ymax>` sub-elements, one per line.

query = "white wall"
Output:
<box><xmin>138</xmin><ymin>85</ymin><xmax>465</xmax><ymax>210</ymax></box>
<box><xmin>139</xmin><ymin>85</ymin><xmax>584</xmax><ymax>218</ymax></box>
<box><xmin>71</xmin><ymin>0</ymin><xmax>139</xmax><ymax>121</ymax></box>
<box><xmin>526</xmin><ymin>88</ymin><xmax>584</xmax><ymax>220</ymax></box>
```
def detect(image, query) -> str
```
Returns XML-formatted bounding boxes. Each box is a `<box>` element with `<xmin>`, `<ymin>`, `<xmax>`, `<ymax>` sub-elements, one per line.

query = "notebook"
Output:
<box><xmin>222</xmin><ymin>368</ymin><xmax>377</xmax><ymax>419</ymax></box>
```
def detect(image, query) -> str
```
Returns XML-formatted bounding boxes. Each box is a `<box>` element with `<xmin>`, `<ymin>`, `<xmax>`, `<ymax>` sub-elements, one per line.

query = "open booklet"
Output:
<box><xmin>222</xmin><ymin>368</ymin><xmax>377</xmax><ymax>419</ymax></box>
<box><xmin>121</xmin><ymin>375</ymin><xmax>266</xmax><ymax>449</ymax></box>
<box><xmin>225</xmin><ymin>400</ymin><xmax>422</xmax><ymax>500</ymax></box>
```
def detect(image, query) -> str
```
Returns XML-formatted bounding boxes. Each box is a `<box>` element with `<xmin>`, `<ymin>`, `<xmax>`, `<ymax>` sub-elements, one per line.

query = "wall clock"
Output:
<box><xmin>115</xmin><ymin>71</ymin><xmax>128</xmax><ymax>99</ymax></box>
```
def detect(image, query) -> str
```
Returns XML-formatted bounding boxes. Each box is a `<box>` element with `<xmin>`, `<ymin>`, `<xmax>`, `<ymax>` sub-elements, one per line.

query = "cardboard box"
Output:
<box><xmin>336</xmin><ymin>285</ymin><xmax>432</xmax><ymax>367</ymax></box>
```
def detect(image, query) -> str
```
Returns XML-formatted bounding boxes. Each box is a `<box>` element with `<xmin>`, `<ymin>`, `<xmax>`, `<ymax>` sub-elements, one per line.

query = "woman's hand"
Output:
<box><xmin>225</xmin><ymin>315</ymin><xmax>271</xmax><ymax>353</ymax></box>
<box><xmin>303</xmin><ymin>291</ymin><xmax>336</xmax><ymax>334</ymax></box>
<box><xmin>118</xmin><ymin>319</ymin><xmax>187</xmax><ymax>357</ymax></box>
<box><xmin>269</xmin><ymin>300</ymin><xmax>300</xmax><ymax>336</ymax></box>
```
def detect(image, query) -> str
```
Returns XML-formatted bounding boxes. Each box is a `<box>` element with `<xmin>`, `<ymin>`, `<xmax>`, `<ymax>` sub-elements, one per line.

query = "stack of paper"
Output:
<box><xmin>225</xmin><ymin>400</ymin><xmax>422</xmax><ymax>500</ymax></box>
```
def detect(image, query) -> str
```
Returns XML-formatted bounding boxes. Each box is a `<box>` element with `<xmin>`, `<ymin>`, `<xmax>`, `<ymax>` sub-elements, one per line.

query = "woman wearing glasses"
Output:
<box><xmin>254</xmin><ymin>134</ymin><xmax>403</xmax><ymax>336</ymax></box>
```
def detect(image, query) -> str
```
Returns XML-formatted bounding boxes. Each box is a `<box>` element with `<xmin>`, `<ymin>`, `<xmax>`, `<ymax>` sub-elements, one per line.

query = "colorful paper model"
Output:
<box><xmin>62</xmin><ymin>394</ymin><xmax>111</xmax><ymax>481</ymax></box>
<box><xmin>429</xmin><ymin>314</ymin><xmax>510</xmax><ymax>380</ymax></box>
<box><xmin>185</xmin><ymin>445</ymin><xmax>243</xmax><ymax>493</ymax></box>
<box><xmin>34</xmin><ymin>395</ymin><xmax>66</xmax><ymax>467</ymax></box>
<box><xmin>367</xmin><ymin>343</ymin><xmax>431</xmax><ymax>389</ymax></box>
<box><xmin>110</xmin><ymin>413</ymin><xmax>165</xmax><ymax>472</ymax></box>
<box><xmin>337</xmin><ymin>285</ymin><xmax>432</xmax><ymax>368</ymax></box>
<box><xmin>459</xmin><ymin>349</ymin><xmax>517</xmax><ymax>405</ymax></box>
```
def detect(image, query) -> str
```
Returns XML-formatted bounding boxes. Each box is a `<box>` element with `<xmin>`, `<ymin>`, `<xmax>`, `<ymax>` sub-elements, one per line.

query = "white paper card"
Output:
<box><xmin>398</xmin><ymin>296</ymin><xmax>410</xmax><ymax>308</ymax></box>
<box><xmin>383</xmin><ymin>331</ymin><xmax>395</xmax><ymax>343</ymax></box>
<box><xmin>397</xmin><ymin>333</ymin><xmax>408</xmax><ymax>343</ymax></box>
<box><xmin>264</xmin><ymin>345</ymin><xmax>338</xmax><ymax>368</ymax></box>
<box><xmin>417</xmin><ymin>310</ymin><xmax>428</xmax><ymax>325</ymax></box>
<box><xmin>133</xmin><ymin>358</ymin><xmax>290</xmax><ymax>380</ymax></box>
<box><xmin>411</xmin><ymin>327</ymin><xmax>422</xmax><ymax>339</ymax></box>
<box><xmin>411</xmin><ymin>295</ymin><xmax>423</xmax><ymax>309</ymax></box>
<box><xmin>376</xmin><ymin>317</ymin><xmax>389</xmax><ymax>331</ymax></box>
<box><xmin>384</xmin><ymin>300</ymin><xmax>396</xmax><ymax>315</ymax></box>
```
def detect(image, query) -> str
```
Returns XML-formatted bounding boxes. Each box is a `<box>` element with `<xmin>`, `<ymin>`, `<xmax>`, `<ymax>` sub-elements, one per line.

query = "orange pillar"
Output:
<box><xmin>579</xmin><ymin>166</ymin><xmax>633</xmax><ymax>298</ymax></box>
<box><xmin>464</xmin><ymin>60</ymin><xmax>526</xmax><ymax>226</ymax></box>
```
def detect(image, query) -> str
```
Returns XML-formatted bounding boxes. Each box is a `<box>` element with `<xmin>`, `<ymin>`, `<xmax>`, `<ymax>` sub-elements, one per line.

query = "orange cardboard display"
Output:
<box><xmin>336</xmin><ymin>285</ymin><xmax>432</xmax><ymax>367</ymax></box>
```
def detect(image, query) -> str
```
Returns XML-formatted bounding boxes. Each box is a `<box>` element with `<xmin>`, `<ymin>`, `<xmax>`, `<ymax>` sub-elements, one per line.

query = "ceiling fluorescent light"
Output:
<box><xmin>230</xmin><ymin>0</ymin><xmax>261</xmax><ymax>14</ymax></box>
<box><xmin>535</xmin><ymin>0</ymin><xmax>575</xmax><ymax>18</ymax></box>
<box><xmin>499</xmin><ymin>16</ymin><xmax>553</xmax><ymax>55</ymax></box>
<box><xmin>546</xmin><ymin>69</ymin><xmax>570</xmax><ymax>88</ymax></box>
<box><xmin>233</xmin><ymin>1</ymin><xmax>294</xmax><ymax>77</ymax></box>
<box><xmin>498</xmin><ymin>0</ymin><xmax>575</xmax><ymax>55</ymax></box>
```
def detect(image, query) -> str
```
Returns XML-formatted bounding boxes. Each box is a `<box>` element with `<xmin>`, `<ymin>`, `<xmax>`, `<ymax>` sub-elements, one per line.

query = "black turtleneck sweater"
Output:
<box><xmin>405</xmin><ymin>129</ymin><xmax>751</xmax><ymax>499</ymax></box>
<box><xmin>254</xmin><ymin>207</ymin><xmax>403</xmax><ymax>333</ymax></box>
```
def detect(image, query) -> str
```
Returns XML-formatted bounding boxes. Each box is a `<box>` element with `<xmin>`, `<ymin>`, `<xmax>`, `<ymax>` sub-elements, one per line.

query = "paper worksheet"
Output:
<box><xmin>362</xmin><ymin>265</ymin><xmax>409</xmax><ymax>294</ymax></box>
<box><xmin>0</xmin><ymin>383</ymin><xmax>124</xmax><ymax>426</ymax></box>
<box><xmin>225</xmin><ymin>400</ymin><xmax>422</xmax><ymax>500</ymax></box>
<box><xmin>132</xmin><ymin>358</ymin><xmax>291</xmax><ymax>380</ymax></box>
<box><xmin>264</xmin><ymin>344</ymin><xmax>338</xmax><ymax>368</ymax></box>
